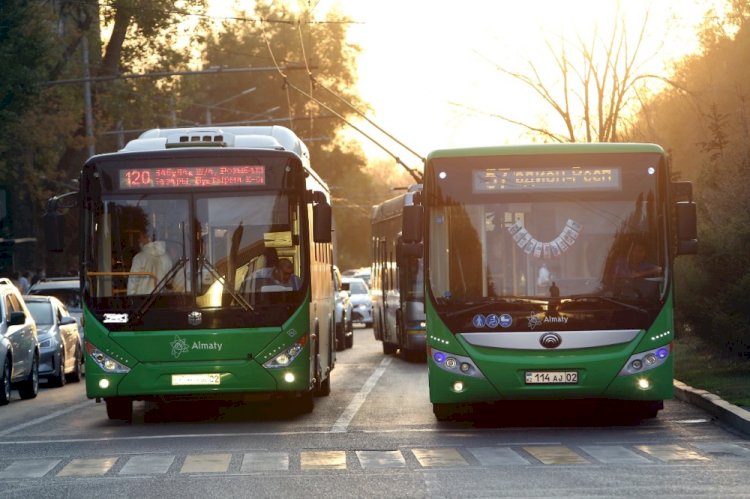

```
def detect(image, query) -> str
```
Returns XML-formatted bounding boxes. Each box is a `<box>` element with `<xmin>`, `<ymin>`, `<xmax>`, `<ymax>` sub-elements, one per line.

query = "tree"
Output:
<box><xmin>471</xmin><ymin>4</ymin><xmax>671</xmax><ymax>143</ymax></box>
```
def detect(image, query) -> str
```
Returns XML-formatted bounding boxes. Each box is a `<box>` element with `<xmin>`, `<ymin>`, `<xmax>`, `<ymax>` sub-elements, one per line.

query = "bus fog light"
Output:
<box><xmin>452</xmin><ymin>381</ymin><xmax>464</xmax><ymax>392</ymax></box>
<box><xmin>445</xmin><ymin>357</ymin><xmax>457</xmax><ymax>369</ymax></box>
<box><xmin>283</xmin><ymin>372</ymin><xmax>295</xmax><ymax>383</ymax></box>
<box><xmin>637</xmin><ymin>378</ymin><xmax>651</xmax><ymax>390</ymax></box>
<box><xmin>99</xmin><ymin>379</ymin><xmax>110</xmax><ymax>389</ymax></box>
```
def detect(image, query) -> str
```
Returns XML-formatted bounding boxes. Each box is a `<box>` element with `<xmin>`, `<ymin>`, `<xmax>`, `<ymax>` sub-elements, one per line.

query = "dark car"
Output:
<box><xmin>23</xmin><ymin>295</ymin><xmax>83</xmax><ymax>387</ymax></box>
<box><xmin>27</xmin><ymin>277</ymin><xmax>82</xmax><ymax>326</ymax></box>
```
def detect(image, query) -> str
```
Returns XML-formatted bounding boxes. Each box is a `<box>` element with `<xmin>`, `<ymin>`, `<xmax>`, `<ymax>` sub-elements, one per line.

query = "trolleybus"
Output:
<box><xmin>370</xmin><ymin>184</ymin><xmax>426</xmax><ymax>358</ymax></box>
<box><xmin>402</xmin><ymin>143</ymin><xmax>697</xmax><ymax>420</ymax></box>
<box><xmin>45</xmin><ymin>126</ymin><xmax>335</xmax><ymax>420</ymax></box>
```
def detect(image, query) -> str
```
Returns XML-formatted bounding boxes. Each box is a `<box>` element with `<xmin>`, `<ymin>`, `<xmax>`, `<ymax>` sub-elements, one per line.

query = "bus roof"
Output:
<box><xmin>426</xmin><ymin>142</ymin><xmax>666</xmax><ymax>160</ymax></box>
<box><xmin>371</xmin><ymin>184</ymin><xmax>422</xmax><ymax>223</ymax></box>
<box><xmin>122</xmin><ymin>125</ymin><xmax>310</xmax><ymax>165</ymax></box>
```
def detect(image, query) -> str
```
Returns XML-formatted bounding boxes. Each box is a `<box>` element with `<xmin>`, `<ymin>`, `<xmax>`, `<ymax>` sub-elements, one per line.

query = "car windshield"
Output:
<box><xmin>348</xmin><ymin>281</ymin><xmax>368</xmax><ymax>295</ymax></box>
<box><xmin>25</xmin><ymin>302</ymin><xmax>54</xmax><ymax>326</ymax></box>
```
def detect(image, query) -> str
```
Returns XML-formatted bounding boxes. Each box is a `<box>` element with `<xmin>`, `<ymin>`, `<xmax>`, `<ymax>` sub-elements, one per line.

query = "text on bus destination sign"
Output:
<box><xmin>119</xmin><ymin>166</ymin><xmax>266</xmax><ymax>189</ymax></box>
<box><xmin>473</xmin><ymin>166</ymin><xmax>621</xmax><ymax>192</ymax></box>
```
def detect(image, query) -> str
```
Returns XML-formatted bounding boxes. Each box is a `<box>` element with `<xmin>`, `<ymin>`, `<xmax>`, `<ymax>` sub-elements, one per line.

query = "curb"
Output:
<box><xmin>673</xmin><ymin>379</ymin><xmax>750</xmax><ymax>436</ymax></box>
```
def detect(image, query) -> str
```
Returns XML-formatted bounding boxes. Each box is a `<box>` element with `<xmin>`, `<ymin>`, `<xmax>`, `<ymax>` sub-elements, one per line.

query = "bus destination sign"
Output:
<box><xmin>473</xmin><ymin>166</ymin><xmax>621</xmax><ymax>193</ymax></box>
<box><xmin>119</xmin><ymin>166</ymin><xmax>266</xmax><ymax>189</ymax></box>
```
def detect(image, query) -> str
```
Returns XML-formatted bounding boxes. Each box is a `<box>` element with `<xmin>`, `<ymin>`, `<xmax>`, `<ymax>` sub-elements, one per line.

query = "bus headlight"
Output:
<box><xmin>264</xmin><ymin>341</ymin><xmax>305</xmax><ymax>368</ymax></box>
<box><xmin>618</xmin><ymin>344</ymin><xmax>671</xmax><ymax>377</ymax></box>
<box><xmin>85</xmin><ymin>342</ymin><xmax>130</xmax><ymax>374</ymax></box>
<box><xmin>429</xmin><ymin>347</ymin><xmax>485</xmax><ymax>379</ymax></box>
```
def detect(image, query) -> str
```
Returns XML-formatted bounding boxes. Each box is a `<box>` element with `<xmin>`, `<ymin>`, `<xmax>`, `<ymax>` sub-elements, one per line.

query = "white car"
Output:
<box><xmin>0</xmin><ymin>278</ymin><xmax>39</xmax><ymax>405</ymax></box>
<box><xmin>342</xmin><ymin>277</ymin><xmax>373</xmax><ymax>328</ymax></box>
<box><xmin>333</xmin><ymin>266</ymin><xmax>353</xmax><ymax>350</ymax></box>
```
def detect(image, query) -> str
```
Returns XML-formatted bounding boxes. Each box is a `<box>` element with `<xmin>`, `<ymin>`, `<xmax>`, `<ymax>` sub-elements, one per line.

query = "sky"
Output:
<box><xmin>201</xmin><ymin>0</ymin><xmax>727</xmax><ymax>168</ymax></box>
<box><xmin>305</xmin><ymin>0</ymin><xmax>724</xmax><ymax>167</ymax></box>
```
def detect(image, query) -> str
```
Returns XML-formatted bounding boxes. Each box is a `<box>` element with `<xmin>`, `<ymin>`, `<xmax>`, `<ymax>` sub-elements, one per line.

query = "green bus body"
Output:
<box><xmin>75</xmin><ymin>127</ymin><xmax>335</xmax><ymax>420</ymax></box>
<box><xmin>418</xmin><ymin>143</ymin><xmax>696</xmax><ymax>419</ymax></box>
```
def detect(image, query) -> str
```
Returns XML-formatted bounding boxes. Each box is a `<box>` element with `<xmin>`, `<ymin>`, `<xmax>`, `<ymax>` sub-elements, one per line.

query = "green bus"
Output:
<box><xmin>46</xmin><ymin>126</ymin><xmax>336</xmax><ymax>421</ymax></box>
<box><xmin>402</xmin><ymin>143</ymin><xmax>697</xmax><ymax>420</ymax></box>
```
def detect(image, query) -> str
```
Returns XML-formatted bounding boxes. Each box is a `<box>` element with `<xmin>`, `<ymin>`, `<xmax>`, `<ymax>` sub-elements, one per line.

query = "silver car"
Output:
<box><xmin>342</xmin><ymin>277</ymin><xmax>373</xmax><ymax>328</ymax></box>
<box><xmin>23</xmin><ymin>295</ymin><xmax>83</xmax><ymax>387</ymax></box>
<box><xmin>1</xmin><ymin>278</ymin><xmax>39</xmax><ymax>405</ymax></box>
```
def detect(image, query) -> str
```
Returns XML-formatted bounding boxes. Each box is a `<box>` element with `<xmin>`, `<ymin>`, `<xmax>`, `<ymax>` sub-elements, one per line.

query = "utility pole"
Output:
<box><xmin>82</xmin><ymin>35</ymin><xmax>95</xmax><ymax>158</ymax></box>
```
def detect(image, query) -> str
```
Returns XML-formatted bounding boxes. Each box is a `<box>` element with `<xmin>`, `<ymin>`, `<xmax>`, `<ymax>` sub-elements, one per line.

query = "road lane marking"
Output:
<box><xmin>57</xmin><ymin>457</ymin><xmax>118</xmax><ymax>477</ymax></box>
<box><xmin>580</xmin><ymin>445</ymin><xmax>651</xmax><ymax>464</ymax></box>
<box><xmin>693</xmin><ymin>442</ymin><xmax>750</xmax><ymax>459</ymax></box>
<box><xmin>119</xmin><ymin>454</ymin><xmax>175</xmax><ymax>475</ymax></box>
<box><xmin>356</xmin><ymin>450</ymin><xmax>406</xmax><ymax>468</ymax></box>
<box><xmin>240</xmin><ymin>452</ymin><xmax>289</xmax><ymax>472</ymax></box>
<box><xmin>0</xmin><ymin>400</ymin><xmax>91</xmax><ymax>436</ymax></box>
<box><xmin>0</xmin><ymin>459</ymin><xmax>61</xmax><ymax>478</ymax></box>
<box><xmin>635</xmin><ymin>444</ymin><xmax>709</xmax><ymax>461</ymax></box>
<box><xmin>331</xmin><ymin>357</ymin><xmax>391</xmax><ymax>433</ymax></box>
<box><xmin>412</xmin><ymin>448</ymin><xmax>469</xmax><ymax>467</ymax></box>
<box><xmin>468</xmin><ymin>447</ymin><xmax>531</xmax><ymax>465</ymax></box>
<box><xmin>300</xmin><ymin>451</ymin><xmax>347</xmax><ymax>470</ymax></box>
<box><xmin>181</xmin><ymin>453</ymin><xmax>232</xmax><ymax>473</ymax></box>
<box><xmin>523</xmin><ymin>446</ymin><xmax>590</xmax><ymax>465</ymax></box>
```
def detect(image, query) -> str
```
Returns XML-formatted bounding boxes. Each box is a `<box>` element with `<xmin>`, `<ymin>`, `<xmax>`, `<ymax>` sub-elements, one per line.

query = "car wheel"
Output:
<box><xmin>0</xmin><ymin>359</ymin><xmax>11</xmax><ymax>406</ymax></box>
<box><xmin>66</xmin><ymin>346</ymin><xmax>83</xmax><ymax>383</ymax></box>
<box><xmin>105</xmin><ymin>397</ymin><xmax>133</xmax><ymax>422</ymax></box>
<box><xmin>18</xmin><ymin>354</ymin><xmax>39</xmax><ymax>400</ymax></box>
<box><xmin>50</xmin><ymin>350</ymin><xmax>67</xmax><ymax>387</ymax></box>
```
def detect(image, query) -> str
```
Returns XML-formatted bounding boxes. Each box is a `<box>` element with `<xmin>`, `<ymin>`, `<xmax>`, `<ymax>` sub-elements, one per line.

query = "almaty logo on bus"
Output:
<box><xmin>170</xmin><ymin>335</ymin><xmax>224</xmax><ymax>358</ymax></box>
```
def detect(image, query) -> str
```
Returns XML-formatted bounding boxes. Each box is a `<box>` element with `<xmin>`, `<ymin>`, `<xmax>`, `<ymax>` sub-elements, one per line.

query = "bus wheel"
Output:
<box><xmin>345</xmin><ymin>330</ymin><xmax>353</xmax><ymax>349</ymax></box>
<box><xmin>316</xmin><ymin>374</ymin><xmax>331</xmax><ymax>397</ymax></box>
<box><xmin>382</xmin><ymin>341</ymin><xmax>397</xmax><ymax>355</ymax></box>
<box><xmin>295</xmin><ymin>390</ymin><xmax>315</xmax><ymax>414</ymax></box>
<box><xmin>631</xmin><ymin>400</ymin><xmax>662</xmax><ymax>419</ymax></box>
<box><xmin>105</xmin><ymin>397</ymin><xmax>133</xmax><ymax>422</ymax></box>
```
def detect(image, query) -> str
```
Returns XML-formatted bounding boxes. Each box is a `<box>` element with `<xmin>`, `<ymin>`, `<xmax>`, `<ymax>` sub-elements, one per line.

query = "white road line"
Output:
<box><xmin>331</xmin><ymin>357</ymin><xmax>392</xmax><ymax>433</ymax></box>
<box><xmin>0</xmin><ymin>400</ymin><xmax>92</xmax><ymax>437</ymax></box>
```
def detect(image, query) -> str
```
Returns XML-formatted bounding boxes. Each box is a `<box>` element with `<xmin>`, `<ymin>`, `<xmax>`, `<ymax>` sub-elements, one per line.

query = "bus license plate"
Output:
<box><xmin>171</xmin><ymin>373</ymin><xmax>221</xmax><ymax>386</ymax></box>
<box><xmin>525</xmin><ymin>371</ymin><xmax>578</xmax><ymax>384</ymax></box>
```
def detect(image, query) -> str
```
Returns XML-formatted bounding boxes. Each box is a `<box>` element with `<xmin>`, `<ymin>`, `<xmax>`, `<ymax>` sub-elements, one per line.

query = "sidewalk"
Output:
<box><xmin>674</xmin><ymin>379</ymin><xmax>750</xmax><ymax>436</ymax></box>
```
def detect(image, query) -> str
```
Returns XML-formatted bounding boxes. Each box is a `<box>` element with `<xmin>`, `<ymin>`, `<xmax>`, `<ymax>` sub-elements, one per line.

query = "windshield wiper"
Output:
<box><xmin>132</xmin><ymin>257</ymin><xmax>189</xmax><ymax>323</ymax></box>
<box><xmin>564</xmin><ymin>295</ymin><xmax>649</xmax><ymax>315</ymax></box>
<box><xmin>198</xmin><ymin>257</ymin><xmax>254</xmax><ymax>312</ymax></box>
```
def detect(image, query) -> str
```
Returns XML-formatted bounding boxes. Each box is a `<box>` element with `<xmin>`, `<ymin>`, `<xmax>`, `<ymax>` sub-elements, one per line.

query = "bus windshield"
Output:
<box><xmin>427</xmin><ymin>153</ymin><xmax>666</xmax><ymax>308</ymax></box>
<box><xmin>87</xmin><ymin>191</ymin><xmax>305</xmax><ymax>312</ymax></box>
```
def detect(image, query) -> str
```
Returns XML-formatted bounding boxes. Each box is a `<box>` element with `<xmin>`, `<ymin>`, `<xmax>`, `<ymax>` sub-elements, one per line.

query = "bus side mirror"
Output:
<box><xmin>43</xmin><ymin>210</ymin><xmax>66</xmax><ymax>252</ymax></box>
<box><xmin>676</xmin><ymin>201</ymin><xmax>697</xmax><ymax>255</ymax></box>
<box><xmin>313</xmin><ymin>196</ymin><xmax>332</xmax><ymax>243</ymax></box>
<box><xmin>397</xmin><ymin>242</ymin><xmax>423</xmax><ymax>263</ymax></box>
<box><xmin>402</xmin><ymin>205</ymin><xmax>423</xmax><ymax>243</ymax></box>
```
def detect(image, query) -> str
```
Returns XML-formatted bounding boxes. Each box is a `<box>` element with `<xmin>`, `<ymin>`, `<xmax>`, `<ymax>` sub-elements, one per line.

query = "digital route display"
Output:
<box><xmin>119</xmin><ymin>166</ymin><xmax>266</xmax><ymax>189</ymax></box>
<box><xmin>473</xmin><ymin>166</ymin><xmax>621</xmax><ymax>193</ymax></box>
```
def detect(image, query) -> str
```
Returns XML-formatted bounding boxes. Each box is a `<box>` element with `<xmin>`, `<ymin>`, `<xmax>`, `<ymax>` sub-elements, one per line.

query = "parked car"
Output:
<box><xmin>23</xmin><ymin>295</ymin><xmax>83</xmax><ymax>387</ymax></box>
<box><xmin>333</xmin><ymin>266</ymin><xmax>353</xmax><ymax>351</ymax></box>
<box><xmin>342</xmin><ymin>277</ymin><xmax>373</xmax><ymax>328</ymax></box>
<box><xmin>27</xmin><ymin>277</ymin><xmax>82</xmax><ymax>325</ymax></box>
<box><xmin>0</xmin><ymin>277</ymin><xmax>39</xmax><ymax>405</ymax></box>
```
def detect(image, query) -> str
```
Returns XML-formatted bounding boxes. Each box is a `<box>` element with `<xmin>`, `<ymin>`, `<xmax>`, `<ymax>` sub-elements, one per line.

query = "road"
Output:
<box><xmin>1</xmin><ymin>327</ymin><xmax>748</xmax><ymax>498</ymax></box>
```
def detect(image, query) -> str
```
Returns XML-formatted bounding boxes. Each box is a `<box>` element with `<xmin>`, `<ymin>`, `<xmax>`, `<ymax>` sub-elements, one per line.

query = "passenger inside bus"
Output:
<box><xmin>127</xmin><ymin>229</ymin><xmax>173</xmax><ymax>295</ymax></box>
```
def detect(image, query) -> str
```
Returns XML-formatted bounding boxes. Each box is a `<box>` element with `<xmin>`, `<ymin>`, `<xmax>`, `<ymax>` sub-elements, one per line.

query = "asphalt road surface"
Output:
<box><xmin>1</xmin><ymin>326</ymin><xmax>748</xmax><ymax>498</ymax></box>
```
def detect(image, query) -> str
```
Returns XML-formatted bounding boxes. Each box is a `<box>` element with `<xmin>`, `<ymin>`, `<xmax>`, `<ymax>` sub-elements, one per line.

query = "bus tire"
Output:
<box><xmin>316</xmin><ymin>374</ymin><xmax>331</xmax><ymax>397</ymax></box>
<box><xmin>295</xmin><ymin>390</ymin><xmax>314</xmax><ymax>414</ymax></box>
<box><xmin>18</xmin><ymin>354</ymin><xmax>39</xmax><ymax>400</ymax></box>
<box><xmin>105</xmin><ymin>397</ymin><xmax>133</xmax><ymax>422</ymax></box>
<box><xmin>433</xmin><ymin>403</ymin><xmax>456</xmax><ymax>421</ymax></box>
<box><xmin>382</xmin><ymin>340</ymin><xmax>397</xmax><ymax>355</ymax></box>
<box><xmin>345</xmin><ymin>330</ymin><xmax>353</xmax><ymax>349</ymax></box>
